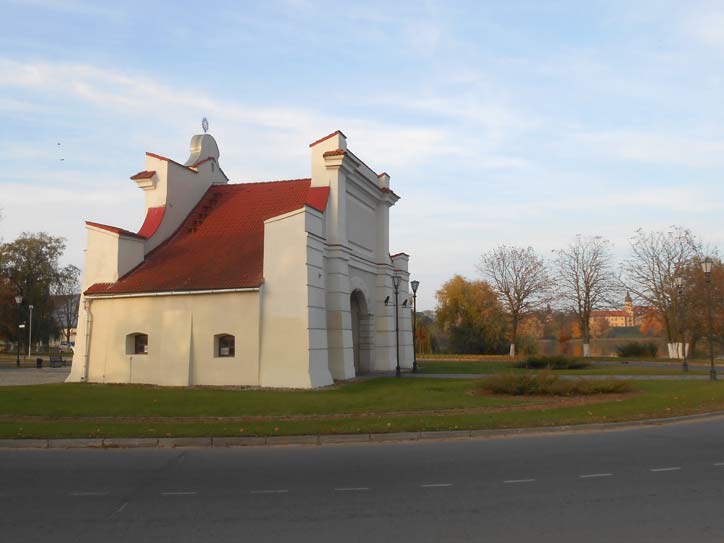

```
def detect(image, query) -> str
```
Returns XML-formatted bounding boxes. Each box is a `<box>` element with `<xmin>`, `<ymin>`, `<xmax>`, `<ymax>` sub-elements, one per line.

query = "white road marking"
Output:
<box><xmin>420</xmin><ymin>483</ymin><xmax>453</xmax><ymax>488</ymax></box>
<box><xmin>579</xmin><ymin>473</ymin><xmax>613</xmax><ymax>479</ymax></box>
<box><xmin>503</xmin><ymin>479</ymin><xmax>536</xmax><ymax>484</ymax></box>
<box><xmin>114</xmin><ymin>502</ymin><xmax>128</xmax><ymax>515</ymax></box>
<box><xmin>71</xmin><ymin>491</ymin><xmax>109</xmax><ymax>496</ymax></box>
<box><xmin>250</xmin><ymin>489</ymin><xmax>289</xmax><ymax>494</ymax></box>
<box><xmin>334</xmin><ymin>487</ymin><xmax>369</xmax><ymax>492</ymax></box>
<box><xmin>161</xmin><ymin>491</ymin><xmax>197</xmax><ymax>496</ymax></box>
<box><xmin>650</xmin><ymin>467</ymin><xmax>681</xmax><ymax>472</ymax></box>
<box><xmin>714</xmin><ymin>462</ymin><xmax>724</xmax><ymax>466</ymax></box>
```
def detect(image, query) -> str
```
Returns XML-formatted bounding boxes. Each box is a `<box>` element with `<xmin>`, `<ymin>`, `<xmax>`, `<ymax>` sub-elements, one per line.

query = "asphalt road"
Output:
<box><xmin>3</xmin><ymin>418</ymin><xmax>724</xmax><ymax>542</ymax></box>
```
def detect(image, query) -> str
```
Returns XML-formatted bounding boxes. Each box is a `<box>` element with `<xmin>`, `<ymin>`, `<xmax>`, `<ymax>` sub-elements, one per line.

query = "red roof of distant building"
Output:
<box><xmin>591</xmin><ymin>310</ymin><xmax>628</xmax><ymax>318</ymax></box>
<box><xmin>85</xmin><ymin>179</ymin><xmax>327</xmax><ymax>295</ymax></box>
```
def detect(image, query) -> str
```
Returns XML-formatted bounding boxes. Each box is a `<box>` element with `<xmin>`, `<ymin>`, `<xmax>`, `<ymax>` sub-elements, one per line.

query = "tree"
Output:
<box><xmin>0</xmin><ymin>233</ymin><xmax>67</xmax><ymax>346</ymax></box>
<box><xmin>435</xmin><ymin>275</ymin><xmax>507</xmax><ymax>354</ymax></box>
<box><xmin>478</xmin><ymin>246</ymin><xmax>551</xmax><ymax>357</ymax></box>
<box><xmin>623</xmin><ymin>227</ymin><xmax>701</xmax><ymax>358</ymax></box>
<box><xmin>677</xmin><ymin>256</ymin><xmax>724</xmax><ymax>357</ymax></box>
<box><xmin>53</xmin><ymin>264</ymin><xmax>81</xmax><ymax>344</ymax></box>
<box><xmin>553</xmin><ymin>236</ymin><xmax>619</xmax><ymax>357</ymax></box>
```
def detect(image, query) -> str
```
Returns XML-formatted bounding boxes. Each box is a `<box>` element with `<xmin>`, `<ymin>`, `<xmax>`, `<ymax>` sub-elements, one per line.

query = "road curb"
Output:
<box><xmin>2</xmin><ymin>410</ymin><xmax>724</xmax><ymax>450</ymax></box>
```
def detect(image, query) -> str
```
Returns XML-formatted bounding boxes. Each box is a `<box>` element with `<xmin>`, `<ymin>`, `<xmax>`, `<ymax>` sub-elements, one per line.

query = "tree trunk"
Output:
<box><xmin>582</xmin><ymin>320</ymin><xmax>591</xmax><ymax>357</ymax></box>
<box><xmin>510</xmin><ymin>316</ymin><xmax>518</xmax><ymax>359</ymax></box>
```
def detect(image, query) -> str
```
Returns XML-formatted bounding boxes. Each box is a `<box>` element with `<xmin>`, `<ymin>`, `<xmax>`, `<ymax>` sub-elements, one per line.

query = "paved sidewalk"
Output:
<box><xmin>0</xmin><ymin>367</ymin><xmax>70</xmax><ymax>386</ymax></box>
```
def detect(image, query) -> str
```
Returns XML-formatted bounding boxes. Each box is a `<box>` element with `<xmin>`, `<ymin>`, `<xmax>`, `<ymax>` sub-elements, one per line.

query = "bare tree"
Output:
<box><xmin>478</xmin><ymin>246</ymin><xmax>551</xmax><ymax>357</ymax></box>
<box><xmin>623</xmin><ymin>226</ymin><xmax>702</xmax><ymax>358</ymax></box>
<box><xmin>553</xmin><ymin>236</ymin><xmax>619</xmax><ymax>357</ymax></box>
<box><xmin>53</xmin><ymin>264</ymin><xmax>80</xmax><ymax>345</ymax></box>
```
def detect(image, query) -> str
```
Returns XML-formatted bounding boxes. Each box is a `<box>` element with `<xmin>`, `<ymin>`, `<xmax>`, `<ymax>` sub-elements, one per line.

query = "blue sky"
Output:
<box><xmin>2</xmin><ymin>0</ymin><xmax>724</xmax><ymax>309</ymax></box>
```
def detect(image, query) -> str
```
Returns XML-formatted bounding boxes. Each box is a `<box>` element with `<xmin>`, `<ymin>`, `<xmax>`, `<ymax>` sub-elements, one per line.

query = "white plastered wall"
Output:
<box><xmin>82</xmin><ymin>292</ymin><xmax>260</xmax><ymax>386</ymax></box>
<box><xmin>310</xmin><ymin>133</ymin><xmax>411</xmax><ymax>378</ymax></box>
<box><xmin>67</xmin><ymin>227</ymin><xmax>145</xmax><ymax>382</ymax></box>
<box><xmin>259</xmin><ymin>207</ymin><xmax>333</xmax><ymax>388</ymax></box>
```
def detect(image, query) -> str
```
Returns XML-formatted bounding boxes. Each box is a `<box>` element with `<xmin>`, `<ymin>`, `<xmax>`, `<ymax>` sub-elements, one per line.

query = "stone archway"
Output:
<box><xmin>350</xmin><ymin>289</ymin><xmax>372</xmax><ymax>374</ymax></box>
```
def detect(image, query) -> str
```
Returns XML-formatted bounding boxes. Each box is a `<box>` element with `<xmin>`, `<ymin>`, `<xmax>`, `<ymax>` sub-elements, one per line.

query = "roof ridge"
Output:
<box><xmin>222</xmin><ymin>178</ymin><xmax>311</xmax><ymax>187</ymax></box>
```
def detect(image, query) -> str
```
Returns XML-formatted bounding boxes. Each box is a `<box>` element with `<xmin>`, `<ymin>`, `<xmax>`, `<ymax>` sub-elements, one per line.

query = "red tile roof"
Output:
<box><xmin>85</xmin><ymin>179</ymin><xmax>326</xmax><ymax>295</ymax></box>
<box><xmin>322</xmin><ymin>148</ymin><xmax>346</xmax><ymax>157</ymax></box>
<box><xmin>86</xmin><ymin>221</ymin><xmax>145</xmax><ymax>239</ymax></box>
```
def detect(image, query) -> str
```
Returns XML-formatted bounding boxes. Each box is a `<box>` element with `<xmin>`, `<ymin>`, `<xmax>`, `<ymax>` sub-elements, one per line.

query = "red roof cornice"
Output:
<box><xmin>146</xmin><ymin>152</ymin><xmax>197</xmax><ymax>173</ymax></box>
<box><xmin>309</xmin><ymin>130</ymin><xmax>347</xmax><ymax>148</ymax></box>
<box><xmin>306</xmin><ymin>186</ymin><xmax>330</xmax><ymax>213</ymax></box>
<box><xmin>130</xmin><ymin>170</ymin><xmax>156</xmax><ymax>180</ymax></box>
<box><xmin>86</xmin><ymin>221</ymin><xmax>145</xmax><ymax>239</ymax></box>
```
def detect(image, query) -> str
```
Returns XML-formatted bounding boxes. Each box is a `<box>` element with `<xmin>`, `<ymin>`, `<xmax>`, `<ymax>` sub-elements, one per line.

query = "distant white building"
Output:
<box><xmin>67</xmin><ymin>129</ymin><xmax>414</xmax><ymax>388</ymax></box>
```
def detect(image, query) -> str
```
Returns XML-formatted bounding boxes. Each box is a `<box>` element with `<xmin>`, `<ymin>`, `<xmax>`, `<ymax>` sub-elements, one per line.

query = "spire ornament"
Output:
<box><xmin>202</xmin><ymin>117</ymin><xmax>209</xmax><ymax>134</ymax></box>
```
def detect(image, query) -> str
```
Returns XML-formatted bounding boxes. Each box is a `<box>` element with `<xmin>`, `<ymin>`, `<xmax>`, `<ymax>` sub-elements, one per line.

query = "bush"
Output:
<box><xmin>516</xmin><ymin>335</ymin><xmax>539</xmax><ymax>356</ymax></box>
<box><xmin>478</xmin><ymin>373</ymin><xmax>632</xmax><ymax>396</ymax></box>
<box><xmin>515</xmin><ymin>355</ymin><xmax>590</xmax><ymax>370</ymax></box>
<box><xmin>615</xmin><ymin>342</ymin><xmax>658</xmax><ymax>358</ymax></box>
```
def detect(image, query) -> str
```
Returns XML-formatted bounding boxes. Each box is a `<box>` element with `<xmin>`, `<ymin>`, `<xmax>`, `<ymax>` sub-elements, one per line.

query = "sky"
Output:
<box><xmin>2</xmin><ymin>0</ymin><xmax>724</xmax><ymax>310</ymax></box>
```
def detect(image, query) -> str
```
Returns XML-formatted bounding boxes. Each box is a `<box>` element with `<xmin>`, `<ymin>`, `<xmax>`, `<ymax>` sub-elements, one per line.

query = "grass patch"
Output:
<box><xmin>1</xmin><ymin>379</ymin><xmax>724</xmax><ymax>439</ymax></box>
<box><xmin>478</xmin><ymin>373</ymin><xmax>632</xmax><ymax>396</ymax></box>
<box><xmin>0</xmin><ymin>378</ymin><xmax>515</xmax><ymax>418</ymax></box>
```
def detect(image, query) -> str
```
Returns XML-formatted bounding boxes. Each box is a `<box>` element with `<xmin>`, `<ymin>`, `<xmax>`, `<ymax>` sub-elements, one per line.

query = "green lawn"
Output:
<box><xmin>2</xmin><ymin>378</ymin><xmax>724</xmax><ymax>439</ymax></box>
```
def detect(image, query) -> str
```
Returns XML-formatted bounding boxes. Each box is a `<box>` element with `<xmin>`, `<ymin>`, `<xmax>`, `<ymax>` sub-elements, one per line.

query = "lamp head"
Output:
<box><xmin>702</xmin><ymin>258</ymin><xmax>713</xmax><ymax>275</ymax></box>
<box><xmin>392</xmin><ymin>275</ymin><xmax>401</xmax><ymax>290</ymax></box>
<box><xmin>674</xmin><ymin>276</ymin><xmax>684</xmax><ymax>289</ymax></box>
<box><xmin>410</xmin><ymin>280</ymin><xmax>420</xmax><ymax>294</ymax></box>
<box><xmin>14</xmin><ymin>295</ymin><xmax>22</xmax><ymax>304</ymax></box>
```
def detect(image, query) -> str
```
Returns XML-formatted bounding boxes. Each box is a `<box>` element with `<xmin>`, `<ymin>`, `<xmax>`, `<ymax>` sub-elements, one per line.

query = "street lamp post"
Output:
<box><xmin>674</xmin><ymin>276</ymin><xmax>688</xmax><ymax>372</ymax></box>
<box><xmin>702</xmin><ymin>258</ymin><xmax>717</xmax><ymax>382</ymax></box>
<box><xmin>392</xmin><ymin>274</ymin><xmax>401</xmax><ymax>377</ymax></box>
<box><xmin>410</xmin><ymin>280</ymin><xmax>420</xmax><ymax>373</ymax></box>
<box><xmin>14</xmin><ymin>295</ymin><xmax>22</xmax><ymax>367</ymax></box>
<box><xmin>28</xmin><ymin>304</ymin><xmax>34</xmax><ymax>359</ymax></box>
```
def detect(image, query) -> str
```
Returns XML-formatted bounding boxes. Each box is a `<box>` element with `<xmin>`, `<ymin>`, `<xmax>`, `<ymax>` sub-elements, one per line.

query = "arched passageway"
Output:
<box><xmin>350</xmin><ymin>289</ymin><xmax>372</xmax><ymax>374</ymax></box>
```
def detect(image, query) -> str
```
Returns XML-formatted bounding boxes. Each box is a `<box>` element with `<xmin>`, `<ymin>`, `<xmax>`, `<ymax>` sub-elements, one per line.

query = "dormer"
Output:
<box><xmin>132</xmin><ymin>132</ymin><xmax>229</xmax><ymax>252</ymax></box>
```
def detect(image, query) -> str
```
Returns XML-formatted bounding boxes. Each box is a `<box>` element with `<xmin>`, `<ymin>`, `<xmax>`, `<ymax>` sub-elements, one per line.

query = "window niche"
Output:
<box><xmin>214</xmin><ymin>334</ymin><xmax>235</xmax><ymax>357</ymax></box>
<box><xmin>126</xmin><ymin>333</ymin><xmax>148</xmax><ymax>355</ymax></box>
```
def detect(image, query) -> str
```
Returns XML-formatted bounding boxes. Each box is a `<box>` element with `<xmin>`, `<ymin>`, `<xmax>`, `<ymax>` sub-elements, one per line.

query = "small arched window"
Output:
<box><xmin>214</xmin><ymin>334</ymin><xmax>235</xmax><ymax>357</ymax></box>
<box><xmin>126</xmin><ymin>333</ymin><xmax>148</xmax><ymax>355</ymax></box>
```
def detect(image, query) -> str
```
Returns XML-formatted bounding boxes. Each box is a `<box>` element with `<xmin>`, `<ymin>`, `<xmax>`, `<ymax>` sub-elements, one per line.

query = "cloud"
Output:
<box><xmin>0</xmin><ymin>58</ymin><xmax>468</xmax><ymax>176</ymax></box>
<box><xmin>685</xmin><ymin>6</ymin><xmax>724</xmax><ymax>50</ymax></box>
<box><xmin>8</xmin><ymin>0</ymin><xmax>125</xmax><ymax>20</ymax></box>
<box><xmin>572</xmin><ymin>129</ymin><xmax>724</xmax><ymax>168</ymax></box>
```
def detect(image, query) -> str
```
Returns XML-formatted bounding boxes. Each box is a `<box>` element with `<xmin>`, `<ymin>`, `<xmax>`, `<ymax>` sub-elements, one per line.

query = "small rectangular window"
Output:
<box><xmin>134</xmin><ymin>334</ymin><xmax>148</xmax><ymax>355</ymax></box>
<box><xmin>217</xmin><ymin>334</ymin><xmax>235</xmax><ymax>357</ymax></box>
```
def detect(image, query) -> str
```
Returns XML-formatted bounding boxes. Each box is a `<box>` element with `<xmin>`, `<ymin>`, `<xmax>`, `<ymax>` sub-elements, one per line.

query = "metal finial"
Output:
<box><xmin>202</xmin><ymin>117</ymin><xmax>209</xmax><ymax>134</ymax></box>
